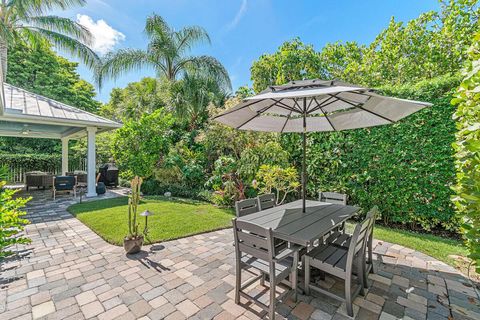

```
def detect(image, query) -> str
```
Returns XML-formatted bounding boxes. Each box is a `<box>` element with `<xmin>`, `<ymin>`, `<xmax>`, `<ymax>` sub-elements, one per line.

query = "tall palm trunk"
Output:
<box><xmin>0</xmin><ymin>39</ymin><xmax>7</xmax><ymax>81</ymax></box>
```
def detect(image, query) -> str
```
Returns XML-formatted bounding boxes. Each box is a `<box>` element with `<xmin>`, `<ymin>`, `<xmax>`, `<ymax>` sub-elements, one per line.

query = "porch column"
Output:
<box><xmin>86</xmin><ymin>127</ymin><xmax>97</xmax><ymax>197</ymax></box>
<box><xmin>61</xmin><ymin>137</ymin><xmax>69</xmax><ymax>175</ymax></box>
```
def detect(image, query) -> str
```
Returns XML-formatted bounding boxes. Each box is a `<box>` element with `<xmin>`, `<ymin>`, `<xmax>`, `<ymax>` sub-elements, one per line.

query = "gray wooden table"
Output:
<box><xmin>236</xmin><ymin>199</ymin><xmax>360</xmax><ymax>247</ymax></box>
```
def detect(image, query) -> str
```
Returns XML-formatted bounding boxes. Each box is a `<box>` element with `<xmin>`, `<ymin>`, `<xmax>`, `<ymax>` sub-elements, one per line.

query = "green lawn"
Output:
<box><xmin>69</xmin><ymin>196</ymin><xmax>468</xmax><ymax>269</ymax></box>
<box><xmin>68</xmin><ymin>196</ymin><xmax>234</xmax><ymax>245</ymax></box>
<box><xmin>346</xmin><ymin>222</ymin><xmax>468</xmax><ymax>267</ymax></box>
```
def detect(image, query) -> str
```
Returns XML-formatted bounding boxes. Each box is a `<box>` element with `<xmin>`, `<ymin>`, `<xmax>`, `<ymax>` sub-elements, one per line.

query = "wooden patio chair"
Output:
<box><xmin>326</xmin><ymin>207</ymin><xmax>379</xmax><ymax>285</ymax></box>
<box><xmin>257</xmin><ymin>193</ymin><xmax>276</xmax><ymax>211</ymax></box>
<box><xmin>319</xmin><ymin>191</ymin><xmax>348</xmax><ymax>234</ymax></box>
<box><xmin>233</xmin><ymin>218</ymin><xmax>300</xmax><ymax>319</ymax></box>
<box><xmin>304</xmin><ymin>211</ymin><xmax>374</xmax><ymax>317</ymax></box>
<box><xmin>235</xmin><ymin>198</ymin><xmax>259</xmax><ymax>217</ymax></box>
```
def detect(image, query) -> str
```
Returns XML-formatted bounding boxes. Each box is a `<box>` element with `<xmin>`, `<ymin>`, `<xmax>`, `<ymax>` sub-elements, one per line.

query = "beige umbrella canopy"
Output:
<box><xmin>213</xmin><ymin>79</ymin><xmax>432</xmax><ymax>212</ymax></box>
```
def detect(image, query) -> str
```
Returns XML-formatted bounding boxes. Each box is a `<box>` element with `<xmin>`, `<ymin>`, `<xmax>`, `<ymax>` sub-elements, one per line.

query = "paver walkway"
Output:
<box><xmin>1</xmin><ymin>190</ymin><xmax>479</xmax><ymax>320</ymax></box>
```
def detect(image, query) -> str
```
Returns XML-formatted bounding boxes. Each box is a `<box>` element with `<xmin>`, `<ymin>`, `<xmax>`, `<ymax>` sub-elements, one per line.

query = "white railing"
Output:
<box><xmin>8</xmin><ymin>158</ymin><xmax>87</xmax><ymax>183</ymax></box>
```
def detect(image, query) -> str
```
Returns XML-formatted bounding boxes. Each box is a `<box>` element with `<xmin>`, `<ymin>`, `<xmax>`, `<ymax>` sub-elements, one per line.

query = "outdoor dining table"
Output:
<box><xmin>236</xmin><ymin>199</ymin><xmax>360</xmax><ymax>248</ymax></box>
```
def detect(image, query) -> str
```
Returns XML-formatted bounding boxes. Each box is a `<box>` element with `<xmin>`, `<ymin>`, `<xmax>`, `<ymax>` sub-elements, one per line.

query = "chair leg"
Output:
<box><xmin>304</xmin><ymin>256</ymin><xmax>310</xmax><ymax>295</ymax></box>
<box><xmin>291</xmin><ymin>251</ymin><xmax>299</xmax><ymax>302</ymax></box>
<box><xmin>368</xmin><ymin>234</ymin><xmax>375</xmax><ymax>274</ymax></box>
<box><xmin>235</xmin><ymin>262</ymin><xmax>241</xmax><ymax>304</ymax></box>
<box><xmin>357</xmin><ymin>256</ymin><xmax>365</xmax><ymax>296</ymax></box>
<box><xmin>260</xmin><ymin>273</ymin><xmax>266</xmax><ymax>286</ymax></box>
<box><xmin>345</xmin><ymin>268</ymin><xmax>353</xmax><ymax>317</ymax></box>
<box><xmin>269</xmin><ymin>267</ymin><xmax>276</xmax><ymax>320</ymax></box>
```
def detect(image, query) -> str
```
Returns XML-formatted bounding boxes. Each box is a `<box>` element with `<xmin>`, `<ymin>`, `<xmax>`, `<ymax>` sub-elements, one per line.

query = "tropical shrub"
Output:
<box><xmin>0</xmin><ymin>181</ymin><xmax>31</xmax><ymax>258</ymax></box>
<box><xmin>254</xmin><ymin>165</ymin><xmax>300</xmax><ymax>205</ymax></box>
<box><xmin>206</xmin><ymin>156</ymin><xmax>245</xmax><ymax>206</ymax></box>
<box><xmin>237</xmin><ymin>141</ymin><xmax>290</xmax><ymax>183</ymax></box>
<box><xmin>452</xmin><ymin>32</ymin><xmax>480</xmax><ymax>271</ymax></box>
<box><xmin>112</xmin><ymin>108</ymin><xmax>174</xmax><ymax>178</ymax></box>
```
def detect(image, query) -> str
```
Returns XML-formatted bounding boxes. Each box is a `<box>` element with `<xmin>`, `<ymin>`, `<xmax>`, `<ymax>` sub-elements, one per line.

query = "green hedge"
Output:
<box><xmin>141</xmin><ymin>179</ymin><xmax>210</xmax><ymax>202</ymax></box>
<box><xmin>452</xmin><ymin>32</ymin><xmax>480</xmax><ymax>272</ymax></box>
<box><xmin>0</xmin><ymin>153</ymin><xmax>85</xmax><ymax>181</ymax></box>
<box><xmin>282</xmin><ymin>75</ymin><xmax>461</xmax><ymax>232</ymax></box>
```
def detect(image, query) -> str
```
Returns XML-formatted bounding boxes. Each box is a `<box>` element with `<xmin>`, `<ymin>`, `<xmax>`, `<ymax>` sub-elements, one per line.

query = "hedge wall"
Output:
<box><xmin>0</xmin><ymin>153</ymin><xmax>85</xmax><ymax>181</ymax></box>
<box><xmin>282</xmin><ymin>75</ymin><xmax>461</xmax><ymax>232</ymax></box>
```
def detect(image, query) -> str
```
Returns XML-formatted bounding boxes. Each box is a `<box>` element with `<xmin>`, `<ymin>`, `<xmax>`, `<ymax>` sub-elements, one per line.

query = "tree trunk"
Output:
<box><xmin>0</xmin><ymin>38</ymin><xmax>7</xmax><ymax>81</ymax></box>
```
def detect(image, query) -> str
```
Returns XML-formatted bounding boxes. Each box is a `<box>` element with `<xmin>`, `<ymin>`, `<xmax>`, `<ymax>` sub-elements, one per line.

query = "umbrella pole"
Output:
<box><xmin>302</xmin><ymin>98</ymin><xmax>307</xmax><ymax>213</ymax></box>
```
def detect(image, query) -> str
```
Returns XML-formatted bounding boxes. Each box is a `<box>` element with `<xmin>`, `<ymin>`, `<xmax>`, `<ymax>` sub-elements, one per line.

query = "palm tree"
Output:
<box><xmin>171</xmin><ymin>73</ymin><xmax>229</xmax><ymax>130</ymax></box>
<box><xmin>0</xmin><ymin>0</ymin><xmax>98</xmax><ymax>79</ymax></box>
<box><xmin>97</xmin><ymin>14</ymin><xmax>231</xmax><ymax>90</ymax></box>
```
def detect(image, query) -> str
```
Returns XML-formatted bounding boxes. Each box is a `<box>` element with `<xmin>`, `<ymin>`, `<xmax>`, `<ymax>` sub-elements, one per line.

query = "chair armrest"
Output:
<box><xmin>273</xmin><ymin>244</ymin><xmax>303</xmax><ymax>262</ymax></box>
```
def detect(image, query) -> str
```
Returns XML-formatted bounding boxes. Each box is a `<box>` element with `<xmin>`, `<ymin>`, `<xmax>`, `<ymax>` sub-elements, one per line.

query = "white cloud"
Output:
<box><xmin>76</xmin><ymin>14</ymin><xmax>125</xmax><ymax>55</ymax></box>
<box><xmin>227</xmin><ymin>0</ymin><xmax>247</xmax><ymax>30</ymax></box>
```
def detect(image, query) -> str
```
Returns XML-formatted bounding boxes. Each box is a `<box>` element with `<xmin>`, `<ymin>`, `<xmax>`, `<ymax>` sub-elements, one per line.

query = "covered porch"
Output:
<box><xmin>0</xmin><ymin>82</ymin><xmax>122</xmax><ymax>197</ymax></box>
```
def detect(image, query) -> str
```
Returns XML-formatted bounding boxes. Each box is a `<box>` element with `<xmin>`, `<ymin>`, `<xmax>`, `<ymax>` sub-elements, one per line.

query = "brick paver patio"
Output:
<box><xmin>1</xmin><ymin>190</ymin><xmax>479</xmax><ymax>320</ymax></box>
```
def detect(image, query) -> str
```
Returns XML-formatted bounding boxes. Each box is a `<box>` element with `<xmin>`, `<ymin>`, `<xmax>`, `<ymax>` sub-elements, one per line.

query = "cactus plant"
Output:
<box><xmin>124</xmin><ymin>176</ymin><xmax>144</xmax><ymax>253</ymax></box>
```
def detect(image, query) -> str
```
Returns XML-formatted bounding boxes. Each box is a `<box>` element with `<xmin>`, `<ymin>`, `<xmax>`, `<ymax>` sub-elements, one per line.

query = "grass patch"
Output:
<box><xmin>68</xmin><ymin>196</ymin><xmax>234</xmax><ymax>246</ymax></box>
<box><xmin>347</xmin><ymin>222</ymin><xmax>468</xmax><ymax>267</ymax></box>
<box><xmin>69</xmin><ymin>196</ymin><xmax>469</xmax><ymax>270</ymax></box>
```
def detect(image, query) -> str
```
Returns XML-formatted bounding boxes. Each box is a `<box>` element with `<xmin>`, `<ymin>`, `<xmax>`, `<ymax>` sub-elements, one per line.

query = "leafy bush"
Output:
<box><xmin>282</xmin><ymin>75</ymin><xmax>460</xmax><ymax>231</ymax></box>
<box><xmin>141</xmin><ymin>179</ymin><xmax>208</xmax><ymax>201</ymax></box>
<box><xmin>254</xmin><ymin>165</ymin><xmax>300</xmax><ymax>205</ymax></box>
<box><xmin>0</xmin><ymin>182</ymin><xmax>31</xmax><ymax>258</ymax></box>
<box><xmin>451</xmin><ymin>32</ymin><xmax>480</xmax><ymax>272</ymax></box>
<box><xmin>206</xmin><ymin>156</ymin><xmax>245</xmax><ymax>206</ymax></box>
<box><xmin>112</xmin><ymin>108</ymin><xmax>174</xmax><ymax>178</ymax></box>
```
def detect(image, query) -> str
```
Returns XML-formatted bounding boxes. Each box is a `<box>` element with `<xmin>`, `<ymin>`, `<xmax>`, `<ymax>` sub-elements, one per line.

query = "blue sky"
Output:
<box><xmin>56</xmin><ymin>0</ymin><xmax>440</xmax><ymax>102</ymax></box>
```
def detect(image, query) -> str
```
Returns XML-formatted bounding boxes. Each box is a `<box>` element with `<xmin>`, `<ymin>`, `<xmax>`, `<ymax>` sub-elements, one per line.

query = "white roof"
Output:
<box><xmin>0</xmin><ymin>83</ymin><xmax>121</xmax><ymax>139</ymax></box>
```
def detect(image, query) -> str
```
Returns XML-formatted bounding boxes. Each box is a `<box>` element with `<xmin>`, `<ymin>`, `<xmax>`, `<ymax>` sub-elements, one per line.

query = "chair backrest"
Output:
<box><xmin>319</xmin><ymin>191</ymin><xmax>347</xmax><ymax>205</ymax></box>
<box><xmin>346</xmin><ymin>208</ymin><xmax>377</xmax><ymax>261</ymax></box>
<box><xmin>232</xmin><ymin>218</ymin><xmax>274</xmax><ymax>263</ymax></box>
<box><xmin>235</xmin><ymin>198</ymin><xmax>259</xmax><ymax>217</ymax></box>
<box><xmin>366</xmin><ymin>206</ymin><xmax>378</xmax><ymax>238</ymax></box>
<box><xmin>257</xmin><ymin>193</ymin><xmax>276</xmax><ymax>211</ymax></box>
<box><xmin>54</xmin><ymin>176</ymin><xmax>76</xmax><ymax>190</ymax></box>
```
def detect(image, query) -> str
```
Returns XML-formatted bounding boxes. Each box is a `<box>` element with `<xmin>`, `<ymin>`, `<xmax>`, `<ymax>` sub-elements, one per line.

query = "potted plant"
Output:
<box><xmin>124</xmin><ymin>176</ymin><xmax>144</xmax><ymax>254</ymax></box>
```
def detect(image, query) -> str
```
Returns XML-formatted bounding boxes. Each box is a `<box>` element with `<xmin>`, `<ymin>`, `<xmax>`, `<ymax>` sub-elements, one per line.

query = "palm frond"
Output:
<box><xmin>174</xmin><ymin>26</ymin><xmax>210</xmax><ymax>55</ymax></box>
<box><xmin>179</xmin><ymin>55</ymin><xmax>232</xmax><ymax>91</ymax></box>
<box><xmin>97</xmin><ymin>49</ymin><xmax>152</xmax><ymax>87</ymax></box>
<box><xmin>9</xmin><ymin>0</ymin><xmax>86</xmax><ymax>17</ymax></box>
<box><xmin>20</xmin><ymin>27</ymin><xmax>99</xmax><ymax>69</ymax></box>
<box><xmin>144</xmin><ymin>13</ymin><xmax>170</xmax><ymax>40</ymax></box>
<box><xmin>25</xmin><ymin>15</ymin><xmax>93</xmax><ymax>45</ymax></box>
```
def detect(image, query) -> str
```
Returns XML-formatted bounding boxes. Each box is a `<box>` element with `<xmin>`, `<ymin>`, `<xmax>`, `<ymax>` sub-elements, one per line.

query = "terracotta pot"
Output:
<box><xmin>123</xmin><ymin>235</ymin><xmax>144</xmax><ymax>254</ymax></box>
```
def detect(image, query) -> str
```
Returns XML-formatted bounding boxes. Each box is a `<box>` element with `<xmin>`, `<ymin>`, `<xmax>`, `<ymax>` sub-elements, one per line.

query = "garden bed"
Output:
<box><xmin>67</xmin><ymin>196</ymin><xmax>234</xmax><ymax>246</ymax></box>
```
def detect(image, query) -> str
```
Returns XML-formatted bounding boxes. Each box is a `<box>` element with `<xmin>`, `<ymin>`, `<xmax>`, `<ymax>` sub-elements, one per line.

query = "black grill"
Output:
<box><xmin>98</xmin><ymin>163</ymin><xmax>119</xmax><ymax>187</ymax></box>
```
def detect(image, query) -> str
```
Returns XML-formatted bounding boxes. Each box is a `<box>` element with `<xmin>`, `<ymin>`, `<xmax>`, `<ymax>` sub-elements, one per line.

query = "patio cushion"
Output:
<box><xmin>54</xmin><ymin>176</ymin><xmax>75</xmax><ymax>190</ymax></box>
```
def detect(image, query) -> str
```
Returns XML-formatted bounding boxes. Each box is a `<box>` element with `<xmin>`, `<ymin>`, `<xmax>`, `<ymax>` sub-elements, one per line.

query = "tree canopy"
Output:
<box><xmin>251</xmin><ymin>0</ymin><xmax>479</xmax><ymax>91</ymax></box>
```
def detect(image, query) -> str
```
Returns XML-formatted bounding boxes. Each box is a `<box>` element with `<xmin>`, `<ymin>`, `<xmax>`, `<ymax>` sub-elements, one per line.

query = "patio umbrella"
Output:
<box><xmin>212</xmin><ymin>79</ymin><xmax>432</xmax><ymax>212</ymax></box>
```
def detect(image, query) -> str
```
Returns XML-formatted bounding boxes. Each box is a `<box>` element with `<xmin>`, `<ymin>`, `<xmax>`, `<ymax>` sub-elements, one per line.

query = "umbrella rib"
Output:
<box><xmin>211</xmin><ymin>99</ymin><xmax>264</xmax><ymax>119</ymax></box>
<box><xmin>280</xmin><ymin>108</ymin><xmax>294</xmax><ymax>133</ymax></box>
<box><xmin>235</xmin><ymin>100</ymin><xmax>280</xmax><ymax>130</ymax></box>
<box><xmin>314</xmin><ymin>97</ymin><xmax>337</xmax><ymax>131</ymax></box>
<box><xmin>308</xmin><ymin>95</ymin><xmax>338</xmax><ymax>114</ymax></box>
<box><xmin>272</xmin><ymin>99</ymin><xmax>302</xmax><ymax>113</ymax></box>
<box><xmin>328</xmin><ymin>94</ymin><xmax>395</xmax><ymax>123</ymax></box>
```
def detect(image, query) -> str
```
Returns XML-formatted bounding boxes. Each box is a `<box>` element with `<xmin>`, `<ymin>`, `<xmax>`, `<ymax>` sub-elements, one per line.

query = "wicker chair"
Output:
<box><xmin>25</xmin><ymin>172</ymin><xmax>53</xmax><ymax>190</ymax></box>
